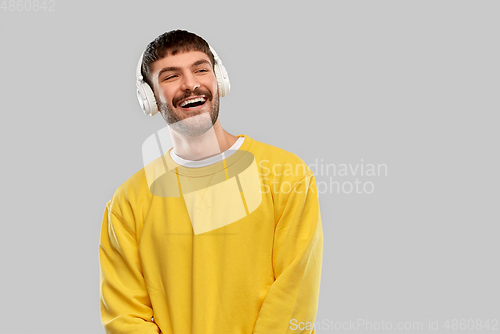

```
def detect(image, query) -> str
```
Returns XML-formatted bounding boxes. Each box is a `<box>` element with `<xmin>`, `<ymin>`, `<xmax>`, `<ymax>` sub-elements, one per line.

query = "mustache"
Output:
<box><xmin>172</xmin><ymin>88</ymin><xmax>213</xmax><ymax>107</ymax></box>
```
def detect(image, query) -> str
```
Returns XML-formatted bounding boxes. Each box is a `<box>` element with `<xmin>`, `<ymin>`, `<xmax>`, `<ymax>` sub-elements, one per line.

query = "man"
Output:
<box><xmin>99</xmin><ymin>30</ymin><xmax>323</xmax><ymax>334</ymax></box>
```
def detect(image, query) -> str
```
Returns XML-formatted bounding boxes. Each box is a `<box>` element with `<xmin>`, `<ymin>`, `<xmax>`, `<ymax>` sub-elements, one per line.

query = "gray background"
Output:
<box><xmin>1</xmin><ymin>0</ymin><xmax>499</xmax><ymax>333</ymax></box>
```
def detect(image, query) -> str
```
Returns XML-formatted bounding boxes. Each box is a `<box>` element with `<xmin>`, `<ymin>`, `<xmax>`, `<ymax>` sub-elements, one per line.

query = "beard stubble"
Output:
<box><xmin>158</xmin><ymin>87</ymin><xmax>220</xmax><ymax>137</ymax></box>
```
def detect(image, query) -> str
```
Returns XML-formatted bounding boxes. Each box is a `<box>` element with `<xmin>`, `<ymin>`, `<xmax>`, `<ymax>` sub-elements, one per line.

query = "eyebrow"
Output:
<box><xmin>157</xmin><ymin>59</ymin><xmax>212</xmax><ymax>79</ymax></box>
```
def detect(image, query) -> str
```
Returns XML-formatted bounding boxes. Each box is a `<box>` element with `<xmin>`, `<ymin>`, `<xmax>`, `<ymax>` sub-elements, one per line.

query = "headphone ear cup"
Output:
<box><xmin>214</xmin><ymin>63</ymin><xmax>230</xmax><ymax>97</ymax></box>
<box><xmin>209</xmin><ymin>45</ymin><xmax>230</xmax><ymax>98</ymax></box>
<box><xmin>136</xmin><ymin>82</ymin><xmax>159</xmax><ymax>116</ymax></box>
<box><xmin>220</xmin><ymin>64</ymin><xmax>230</xmax><ymax>96</ymax></box>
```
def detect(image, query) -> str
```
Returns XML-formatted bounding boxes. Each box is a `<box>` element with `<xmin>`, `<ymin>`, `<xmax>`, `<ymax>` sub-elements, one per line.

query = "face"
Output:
<box><xmin>151</xmin><ymin>50</ymin><xmax>220</xmax><ymax>137</ymax></box>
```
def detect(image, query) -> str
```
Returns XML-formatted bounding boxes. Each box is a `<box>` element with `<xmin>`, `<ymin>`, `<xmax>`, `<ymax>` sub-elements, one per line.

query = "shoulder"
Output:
<box><xmin>107</xmin><ymin>165</ymin><xmax>152</xmax><ymax>220</ymax></box>
<box><xmin>244</xmin><ymin>134</ymin><xmax>314</xmax><ymax>181</ymax></box>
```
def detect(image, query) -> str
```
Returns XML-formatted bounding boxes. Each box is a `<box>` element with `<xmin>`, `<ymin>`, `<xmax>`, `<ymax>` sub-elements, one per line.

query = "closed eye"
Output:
<box><xmin>163</xmin><ymin>75</ymin><xmax>177</xmax><ymax>81</ymax></box>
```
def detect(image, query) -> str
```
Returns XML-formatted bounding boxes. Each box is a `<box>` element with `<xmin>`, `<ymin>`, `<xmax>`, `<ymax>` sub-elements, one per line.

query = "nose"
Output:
<box><xmin>180</xmin><ymin>72</ymin><xmax>200</xmax><ymax>92</ymax></box>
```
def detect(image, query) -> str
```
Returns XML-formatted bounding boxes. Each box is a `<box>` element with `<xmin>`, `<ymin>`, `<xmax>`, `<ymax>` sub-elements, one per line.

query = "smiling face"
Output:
<box><xmin>151</xmin><ymin>50</ymin><xmax>220</xmax><ymax>137</ymax></box>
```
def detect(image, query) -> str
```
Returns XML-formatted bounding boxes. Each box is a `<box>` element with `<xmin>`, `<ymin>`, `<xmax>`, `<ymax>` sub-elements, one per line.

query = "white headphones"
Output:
<box><xmin>136</xmin><ymin>45</ymin><xmax>230</xmax><ymax>116</ymax></box>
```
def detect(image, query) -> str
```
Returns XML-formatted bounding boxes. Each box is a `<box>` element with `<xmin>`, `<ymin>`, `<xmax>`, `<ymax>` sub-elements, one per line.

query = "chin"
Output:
<box><xmin>168</xmin><ymin>112</ymin><xmax>215</xmax><ymax>137</ymax></box>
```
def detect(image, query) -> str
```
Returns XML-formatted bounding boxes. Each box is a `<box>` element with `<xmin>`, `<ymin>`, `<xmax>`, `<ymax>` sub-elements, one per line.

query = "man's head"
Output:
<box><xmin>141</xmin><ymin>30</ymin><xmax>220</xmax><ymax>137</ymax></box>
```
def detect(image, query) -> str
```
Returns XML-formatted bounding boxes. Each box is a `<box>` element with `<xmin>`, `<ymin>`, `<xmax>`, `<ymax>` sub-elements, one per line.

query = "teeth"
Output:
<box><xmin>180</xmin><ymin>97</ymin><xmax>206</xmax><ymax>107</ymax></box>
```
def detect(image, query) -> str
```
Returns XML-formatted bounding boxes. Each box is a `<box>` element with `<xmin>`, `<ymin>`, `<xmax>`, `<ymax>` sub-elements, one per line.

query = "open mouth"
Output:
<box><xmin>178</xmin><ymin>96</ymin><xmax>207</xmax><ymax>110</ymax></box>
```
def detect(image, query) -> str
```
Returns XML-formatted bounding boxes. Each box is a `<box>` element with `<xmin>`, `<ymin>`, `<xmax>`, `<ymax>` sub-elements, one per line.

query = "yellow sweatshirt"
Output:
<box><xmin>99</xmin><ymin>134</ymin><xmax>323</xmax><ymax>334</ymax></box>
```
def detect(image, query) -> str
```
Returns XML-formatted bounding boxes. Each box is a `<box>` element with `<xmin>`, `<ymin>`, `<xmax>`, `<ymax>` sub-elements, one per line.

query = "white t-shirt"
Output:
<box><xmin>170</xmin><ymin>137</ymin><xmax>245</xmax><ymax>168</ymax></box>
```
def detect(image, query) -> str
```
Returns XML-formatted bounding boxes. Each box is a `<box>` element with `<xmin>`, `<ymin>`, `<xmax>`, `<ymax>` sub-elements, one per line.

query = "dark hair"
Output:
<box><xmin>141</xmin><ymin>30</ymin><xmax>215</xmax><ymax>88</ymax></box>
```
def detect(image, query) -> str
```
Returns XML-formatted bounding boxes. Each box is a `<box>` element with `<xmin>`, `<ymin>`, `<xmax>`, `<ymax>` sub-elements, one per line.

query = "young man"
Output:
<box><xmin>99</xmin><ymin>30</ymin><xmax>323</xmax><ymax>334</ymax></box>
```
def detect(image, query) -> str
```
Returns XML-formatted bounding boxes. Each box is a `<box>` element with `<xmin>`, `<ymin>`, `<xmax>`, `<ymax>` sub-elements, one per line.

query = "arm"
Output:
<box><xmin>253</xmin><ymin>174</ymin><xmax>324</xmax><ymax>334</ymax></box>
<box><xmin>99</xmin><ymin>200</ymin><xmax>160</xmax><ymax>334</ymax></box>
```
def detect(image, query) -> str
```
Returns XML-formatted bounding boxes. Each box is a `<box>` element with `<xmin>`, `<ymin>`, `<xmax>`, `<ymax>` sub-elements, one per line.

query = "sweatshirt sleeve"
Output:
<box><xmin>253</xmin><ymin>174</ymin><xmax>324</xmax><ymax>334</ymax></box>
<box><xmin>99</xmin><ymin>200</ymin><xmax>160</xmax><ymax>334</ymax></box>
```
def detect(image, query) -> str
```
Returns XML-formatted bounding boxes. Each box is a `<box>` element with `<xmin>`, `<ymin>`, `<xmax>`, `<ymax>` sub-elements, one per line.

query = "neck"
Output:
<box><xmin>169</xmin><ymin>118</ymin><xmax>238</xmax><ymax>161</ymax></box>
